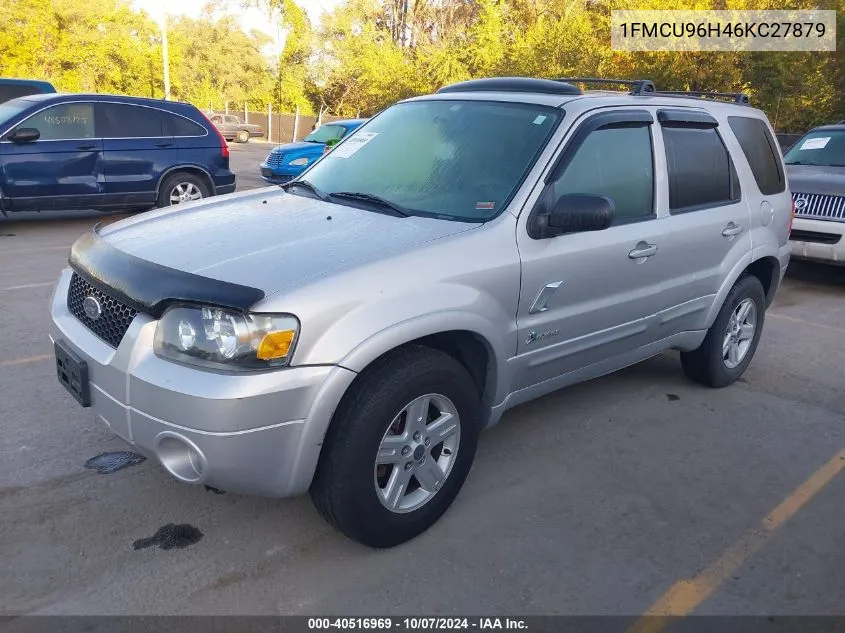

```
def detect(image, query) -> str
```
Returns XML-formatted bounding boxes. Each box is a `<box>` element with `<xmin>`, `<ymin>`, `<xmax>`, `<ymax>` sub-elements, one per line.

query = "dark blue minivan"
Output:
<box><xmin>0</xmin><ymin>93</ymin><xmax>235</xmax><ymax>213</ymax></box>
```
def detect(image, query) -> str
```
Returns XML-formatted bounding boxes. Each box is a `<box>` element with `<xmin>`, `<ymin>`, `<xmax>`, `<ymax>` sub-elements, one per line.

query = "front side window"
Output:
<box><xmin>784</xmin><ymin>129</ymin><xmax>845</xmax><ymax>167</ymax></box>
<box><xmin>225</xmin><ymin>115</ymin><xmax>240</xmax><ymax>124</ymax></box>
<box><xmin>96</xmin><ymin>103</ymin><xmax>163</xmax><ymax>138</ymax></box>
<box><xmin>552</xmin><ymin>124</ymin><xmax>654</xmax><ymax>223</ymax></box>
<box><xmin>663</xmin><ymin>126</ymin><xmax>740</xmax><ymax>211</ymax></box>
<box><xmin>304</xmin><ymin>124</ymin><xmax>348</xmax><ymax>144</ymax></box>
<box><xmin>17</xmin><ymin>102</ymin><xmax>95</xmax><ymax>140</ymax></box>
<box><xmin>299</xmin><ymin>100</ymin><xmax>561</xmax><ymax>221</ymax></box>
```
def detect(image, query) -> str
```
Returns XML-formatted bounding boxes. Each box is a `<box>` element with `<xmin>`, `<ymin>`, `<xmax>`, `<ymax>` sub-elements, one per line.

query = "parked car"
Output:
<box><xmin>0</xmin><ymin>93</ymin><xmax>235</xmax><ymax>213</ymax></box>
<box><xmin>208</xmin><ymin>114</ymin><xmax>263</xmax><ymax>143</ymax></box>
<box><xmin>260</xmin><ymin>119</ymin><xmax>366</xmax><ymax>183</ymax></box>
<box><xmin>50</xmin><ymin>77</ymin><xmax>791</xmax><ymax>548</ymax></box>
<box><xmin>0</xmin><ymin>78</ymin><xmax>56</xmax><ymax>104</ymax></box>
<box><xmin>784</xmin><ymin>122</ymin><xmax>845</xmax><ymax>265</ymax></box>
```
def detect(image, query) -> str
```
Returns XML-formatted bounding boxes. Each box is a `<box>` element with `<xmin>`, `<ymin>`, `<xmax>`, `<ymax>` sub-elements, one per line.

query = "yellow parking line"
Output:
<box><xmin>767</xmin><ymin>311</ymin><xmax>845</xmax><ymax>335</ymax></box>
<box><xmin>628</xmin><ymin>448</ymin><xmax>845</xmax><ymax>633</ymax></box>
<box><xmin>0</xmin><ymin>354</ymin><xmax>53</xmax><ymax>368</ymax></box>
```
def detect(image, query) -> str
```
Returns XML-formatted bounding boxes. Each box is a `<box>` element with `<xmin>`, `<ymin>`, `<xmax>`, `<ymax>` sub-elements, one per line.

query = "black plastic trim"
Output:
<box><xmin>657</xmin><ymin>109</ymin><xmax>719</xmax><ymax>128</ymax></box>
<box><xmin>436</xmin><ymin>77</ymin><xmax>581</xmax><ymax>96</ymax></box>
<box><xmin>68</xmin><ymin>228</ymin><xmax>265</xmax><ymax>318</ymax></box>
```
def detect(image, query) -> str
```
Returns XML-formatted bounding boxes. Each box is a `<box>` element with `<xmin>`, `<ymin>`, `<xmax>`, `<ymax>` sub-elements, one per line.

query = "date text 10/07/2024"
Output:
<box><xmin>307</xmin><ymin>618</ymin><xmax>529</xmax><ymax>630</ymax></box>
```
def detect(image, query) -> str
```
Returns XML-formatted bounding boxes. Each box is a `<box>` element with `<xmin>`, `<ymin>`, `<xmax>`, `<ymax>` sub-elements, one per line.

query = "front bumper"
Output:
<box><xmin>789</xmin><ymin>217</ymin><xmax>845</xmax><ymax>266</ymax></box>
<box><xmin>49</xmin><ymin>269</ymin><xmax>356</xmax><ymax>497</ymax></box>
<box><xmin>259</xmin><ymin>162</ymin><xmax>304</xmax><ymax>184</ymax></box>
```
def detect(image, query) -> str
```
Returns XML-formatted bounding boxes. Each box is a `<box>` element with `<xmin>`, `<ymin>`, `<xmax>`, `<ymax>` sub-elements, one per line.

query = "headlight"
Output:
<box><xmin>288</xmin><ymin>157</ymin><xmax>310</xmax><ymax>166</ymax></box>
<box><xmin>154</xmin><ymin>305</ymin><xmax>299</xmax><ymax>370</ymax></box>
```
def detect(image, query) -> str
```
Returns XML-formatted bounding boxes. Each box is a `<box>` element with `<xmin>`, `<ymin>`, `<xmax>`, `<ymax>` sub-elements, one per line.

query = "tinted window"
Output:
<box><xmin>783</xmin><ymin>129</ymin><xmax>845</xmax><ymax>167</ymax></box>
<box><xmin>225</xmin><ymin>115</ymin><xmax>240</xmax><ymax>123</ymax></box>
<box><xmin>18</xmin><ymin>102</ymin><xmax>95</xmax><ymax>140</ymax></box>
<box><xmin>301</xmin><ymin>100</ymin><xmax>561</xmax><ymax>221</ymax></box>
<box><xmin>96</xmin><ymin>103</ymin><xmax>162</xmax><ymax>138</ymax></box>
<box><xmin>728</xmin><ymin>116</ymin><xmax>785</xmax><ymax>195</ymax></box>
<box><xmin>553</xmin><ymin>125</ymin><xmax>654</xmax><ymax>222</ymax></box>
<box><xmin>663</xmin><ymin>126</ymin><xmax>739</xmax><ymax>211</ymax></box>
<box><xmin>0</xmin><ymin>85</ymin><xmax>41</xmax><ymax>104</ymax></box>
<box><xmin>163</xmin><ymin>112</ymin><xmax>206</xmax><ymax>136</ymax></box>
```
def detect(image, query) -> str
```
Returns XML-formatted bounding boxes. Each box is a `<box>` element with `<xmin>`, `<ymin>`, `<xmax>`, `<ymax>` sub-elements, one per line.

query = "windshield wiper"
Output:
<box><xmin>329</xmin><ymin>191</ymin><xmax>411</xmax><ymax>217</ymax></box>
<box><xmin>281</xmin><ymin>179</ymin><xmax>332</xmax><ymax>202</ymax></box>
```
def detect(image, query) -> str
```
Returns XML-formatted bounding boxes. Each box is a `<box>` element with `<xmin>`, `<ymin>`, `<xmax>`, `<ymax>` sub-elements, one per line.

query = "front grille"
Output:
<box><xmin>264</xmin><ymin>152</ymin><xmax>286</xmax><ymax>169</ymax></box>
<box><xmin>67</xmin><ymin>273</ymin><xmax>137</xmax><ymax>348</ymax></box>
<box><xmin>790</xmin><ymin>229</ymin><xmax>842</xmax><ymax>245</ymax></box>
<box><xmin>792</xmin><ymin>192</ymin><xmax>845</xmax><ymax>222</ymax></box>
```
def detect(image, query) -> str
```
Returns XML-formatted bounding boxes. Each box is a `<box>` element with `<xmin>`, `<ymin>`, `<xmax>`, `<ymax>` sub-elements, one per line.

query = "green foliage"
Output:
<box><xmin>1</xmin><ymin>0</ymin><xmax>843</xmax><ymax>130</ymax></box>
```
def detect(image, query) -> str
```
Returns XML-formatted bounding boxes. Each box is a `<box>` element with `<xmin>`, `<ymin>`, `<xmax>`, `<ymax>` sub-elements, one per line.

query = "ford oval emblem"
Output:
<box><xmin>82</xmin><ymin>296</ymin><xmax>103</xmax><ymax>321</ymax></box>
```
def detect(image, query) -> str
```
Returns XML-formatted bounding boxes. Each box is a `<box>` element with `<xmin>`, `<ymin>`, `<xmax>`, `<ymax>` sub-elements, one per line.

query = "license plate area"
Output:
<box><xmin>55</xmin><ymin>340</ymin><xmax>91</xmax><ymax>407</ymax></box>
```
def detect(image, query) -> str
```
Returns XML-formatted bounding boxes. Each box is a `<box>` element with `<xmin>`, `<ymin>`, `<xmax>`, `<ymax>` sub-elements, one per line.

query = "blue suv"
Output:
<box><xmin>260</xmin><ymin>119</ymin><xmax>366</xmax><ymax>184</ymax></box>
<box><xmin>0</xmin><ymin>93</ymin><xmax>235</xmax><ymax>213</ymax></box>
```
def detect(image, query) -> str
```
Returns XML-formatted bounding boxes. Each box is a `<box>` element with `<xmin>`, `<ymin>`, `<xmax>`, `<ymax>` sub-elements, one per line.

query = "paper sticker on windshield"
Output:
<box><xmin>331</xmin><ymin>132</ymin><xmax>379</xmax><ymax>158</ymax></box>
<box><xmin>532</xmin><ymin>115</ymin><xmax>547</xmax><ymax>125</ymax></box>
<box><xmin>799</xmin><ymin>137</ymin><xmax>830</xmax><ymax>150</ymax></box>
<box><xmin>476</xmin><ymin>202</ymin><xmax>495</xmax><ymax>210</ymax></box>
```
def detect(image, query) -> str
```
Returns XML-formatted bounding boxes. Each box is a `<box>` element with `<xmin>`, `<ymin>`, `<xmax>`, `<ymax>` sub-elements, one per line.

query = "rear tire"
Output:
<box><xmin>680</xmin><ymin>274</ymin><xmax>766</xmax><ymax>388</ymax></box>
<box><xmin>157</xmin><ymin>172</ymin><xmax>210</xmax><ymax>208</ymax></box>
<box><xmin>236</xmin><ymin>130</ymin><xmax>250</xmax><ymax>143</ymax></box>
<box><xmin>310</xmin><ymin>345</ymin><xmax>482</xmax><ymax>548</ymax></box>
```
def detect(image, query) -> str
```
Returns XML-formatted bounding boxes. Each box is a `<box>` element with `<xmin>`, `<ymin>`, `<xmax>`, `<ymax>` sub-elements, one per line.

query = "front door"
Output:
<box><xmin>513</xmin><ymin>109</ymin><xmax>672</xmax><ymax>391</ymax></box>
<box><xmin>97</xmin><ymin>103</ymin><xmax>177</xmax><ymax>208</ymax></box>
<box><xmin>0</xmin><ymin>101</ymin><xmax>104</xmax><ymax>211</ymax></box>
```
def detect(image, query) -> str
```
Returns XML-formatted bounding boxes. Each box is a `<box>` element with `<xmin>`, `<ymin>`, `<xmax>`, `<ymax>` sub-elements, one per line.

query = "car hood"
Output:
<box><xmin>269</xmin><ymin>141</ymin><xmax>322</xmax><ymax>155</ymax></box>
<box><xmin>96</xmin><ymin>189</ymin><xmax>478</xmax><ymax>297</ymax></box>
<box><xmin>786</xmin><ymin>164</ymin><xmax>845</xmax><ymax>196</ymax></box>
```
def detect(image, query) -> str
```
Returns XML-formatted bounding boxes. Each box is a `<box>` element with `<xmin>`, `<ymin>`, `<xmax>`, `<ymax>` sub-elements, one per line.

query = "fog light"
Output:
<box><xmin>155</xmin><ymin>433</ymin><xmax>206</xmax><ymax>483</ymax></box>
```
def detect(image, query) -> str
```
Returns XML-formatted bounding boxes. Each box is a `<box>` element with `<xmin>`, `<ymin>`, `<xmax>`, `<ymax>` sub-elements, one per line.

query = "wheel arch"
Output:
<box><xmin>156</xmin><ymin>165</ymin><xmax>215</xmax><ymax>199</ymax></box>
<box><xmin>704</xmin><ymin>254</ymin><xmax>779</xmax><ymax>328</ymax></box>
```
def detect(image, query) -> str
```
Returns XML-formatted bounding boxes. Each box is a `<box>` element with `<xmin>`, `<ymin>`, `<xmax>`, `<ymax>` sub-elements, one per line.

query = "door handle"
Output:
<box><xmin>628</xmin><ymin>243</ymin><xmax>658</xmax><ymax>259</ymax></box>
<box><xmin>722</xmin><ymin>222</ymin><xmax>743</xmax><ymax>237</ymax></box>
<box><xmin>77</xmin><ymin>143</ymin><xmax>97</xmax><ymax>150</ymax></box>
<box><xmin>155</xmin><ymin>141</ymin><xmax>173</xmax><ymax>147</ymax></box>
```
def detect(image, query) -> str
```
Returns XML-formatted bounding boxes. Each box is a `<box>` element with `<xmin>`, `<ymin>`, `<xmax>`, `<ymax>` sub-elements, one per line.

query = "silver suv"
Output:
<box><xmin>50</xmin><ymin>77</ymin><xmax>792</xmax><ymax>548</ymax></box>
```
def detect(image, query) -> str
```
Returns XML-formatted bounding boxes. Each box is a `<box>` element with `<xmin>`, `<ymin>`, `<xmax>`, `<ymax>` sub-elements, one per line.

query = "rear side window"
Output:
<box><xmin>0</xmin><ymin>85</ymin><xmax>41</xmax><ymax>103</ymax></box>
<box><xmin>19</xmin><ymin>102</ymin><xmax>95</xmax><ymax>140</ymax></box>
<box><xmin>728</xmin><ymin>116</ymin><xmax>785</xmax><ymax>195</ymax></box>
<box><xmin>662</xmin><ymin>126</ymin><xmax>740</xmax><ymax>211</ymax></box>
<box><xmin>163</xmin><ymin>112</ymin><xmax>206</xmax><ymax>136</ymax></box>
<box><xmin>96</xmin><ymin>103</ymin><xmax>162</xmax><ymax>138</ymax></box>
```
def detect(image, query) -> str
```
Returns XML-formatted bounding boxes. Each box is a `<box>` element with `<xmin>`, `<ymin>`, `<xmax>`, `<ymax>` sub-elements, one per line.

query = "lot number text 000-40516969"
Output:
<box><xmin>307</xmin><ymin>617</ymin><xmax>529</xmax><ymax>630</ymax></box>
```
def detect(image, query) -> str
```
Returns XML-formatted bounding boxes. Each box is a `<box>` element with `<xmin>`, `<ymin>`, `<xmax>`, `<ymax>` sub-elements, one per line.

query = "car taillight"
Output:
<box><xmin>788</xmin><ymin>198</ymin><xmax>795</xmax><ymax>233</ymax></box>
<box><xmin>199</xmin><ymin>111</ymin><xmax>229</xmax><ymax>159</ymax></box>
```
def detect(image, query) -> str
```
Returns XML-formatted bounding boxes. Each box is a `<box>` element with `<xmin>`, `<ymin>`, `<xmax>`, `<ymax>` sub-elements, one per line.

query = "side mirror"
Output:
<box><xmin>7</xmin><ymin>128</ymin><xmax>40</xmax><ymax>143</ymax></box>
<box><xmin>533</xmin><ymin>193</ymin><xmax>614</xmax><ymax>238</ymax></box>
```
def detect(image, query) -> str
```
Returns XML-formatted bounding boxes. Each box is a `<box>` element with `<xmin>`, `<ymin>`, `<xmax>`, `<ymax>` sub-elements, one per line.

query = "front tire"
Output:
<box><xmin>680</xmin><ymin>273</ymin><xmax>766</xmax><ymax>388</ymax></box>
<box><xmin>310</xmin><ymin>345</ymin><xmax>482</xmax><ymax>548</ymax></box>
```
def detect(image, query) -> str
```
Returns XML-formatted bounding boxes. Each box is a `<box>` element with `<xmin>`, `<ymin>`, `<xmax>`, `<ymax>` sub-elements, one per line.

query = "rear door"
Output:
<box><xmin>97</xmin><ymin>103</ymin><xmax>177</xmax><ymax>208</ymax></box>
<box><xmin>0</xmin><ymin>101</ymin><xmax>104</xmax><ymax>210</ymax></box>
<box><xmin>657</xmin><ymin>109</ymin><xmax>752</xmax><ymax>333</ymax></box>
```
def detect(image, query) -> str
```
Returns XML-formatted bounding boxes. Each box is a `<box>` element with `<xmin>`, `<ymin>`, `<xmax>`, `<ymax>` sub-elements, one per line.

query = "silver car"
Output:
<box><xmin>50</xmin><ymin>77</ymin><xmax>792</xmax><ymax>547</ymax></box>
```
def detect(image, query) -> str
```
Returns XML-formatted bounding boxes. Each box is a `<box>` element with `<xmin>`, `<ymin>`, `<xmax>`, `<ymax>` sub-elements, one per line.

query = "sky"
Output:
<box><xmin>131</xmin><ymin>0</ymin><xmax>343</xmax><ymax>56</ymax></box>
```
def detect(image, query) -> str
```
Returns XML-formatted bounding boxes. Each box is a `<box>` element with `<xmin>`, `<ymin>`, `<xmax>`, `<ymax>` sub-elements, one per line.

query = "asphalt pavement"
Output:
<box><xmin>1</xmin><ymin>142</ymin><xmax>845</xmax><ymax>619</ymax></box>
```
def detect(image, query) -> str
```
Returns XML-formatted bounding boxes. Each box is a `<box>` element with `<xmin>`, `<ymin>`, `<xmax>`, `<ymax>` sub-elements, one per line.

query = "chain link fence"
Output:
<box><xmin>207</xmin><ymin>104</ymin><xmax>351</xmax><ymax>143</ymax></box>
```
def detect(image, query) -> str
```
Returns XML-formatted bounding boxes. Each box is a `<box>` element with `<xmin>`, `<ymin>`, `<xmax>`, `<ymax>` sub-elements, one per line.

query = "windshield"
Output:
<box><xmin>784</xmin><ymin>130</ymin><xmax>845</xmax><ymax>167</ymax></box>
<box><xmin>299</xmin><ymin>100</ymin><xmax>561</xmax><ymax>221</ymax></box>
<box><xmin>305</xmin><ymin>124</ymin><xmax>348</xmax><ymax>143</ymax></box>
<box><xmin>0</xmin><ymin>98</ymin><xmax>31</xmax><ymax>128</ymax></box>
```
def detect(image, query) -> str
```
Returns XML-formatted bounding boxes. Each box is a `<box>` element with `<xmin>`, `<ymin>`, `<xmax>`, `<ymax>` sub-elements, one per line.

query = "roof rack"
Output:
<box><xmin>436</xmin><ymin>77</ymin><xmax>581</xmax><ymax>96</ymax></box>
<box><xmin>652</xmin><ymin>91</ymin><xmax>750</xmax><ymax>105</ymax></box>
<box><xmin>555</xmin><ymin>78</ymin><xmax>656</xmax><ymax>95</ymax></box>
